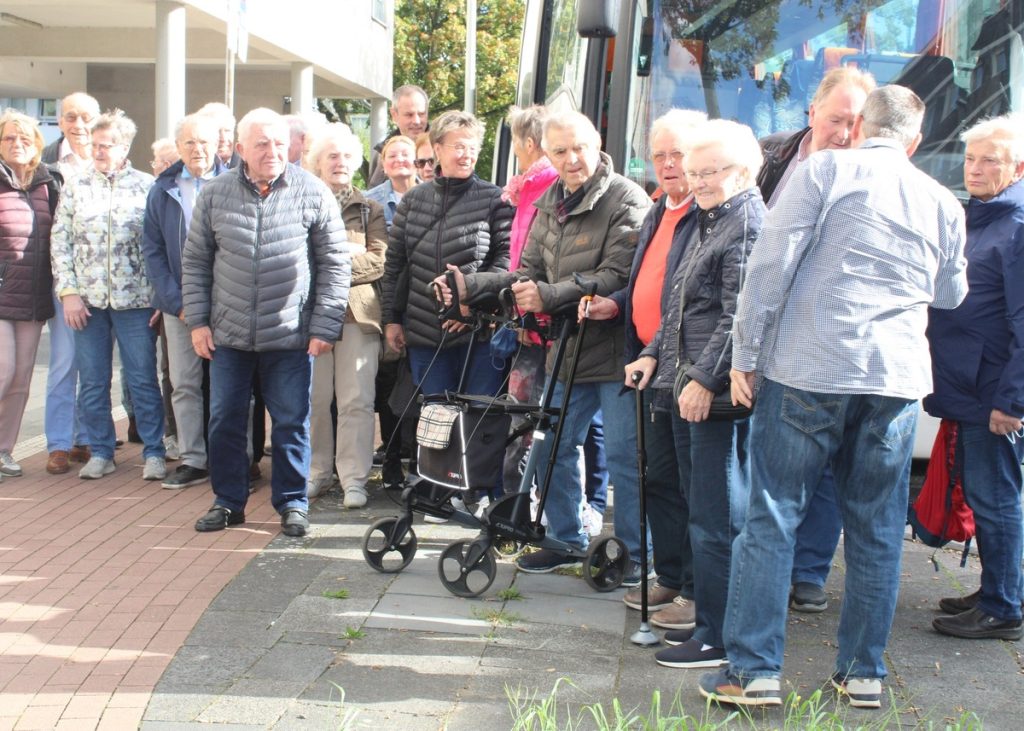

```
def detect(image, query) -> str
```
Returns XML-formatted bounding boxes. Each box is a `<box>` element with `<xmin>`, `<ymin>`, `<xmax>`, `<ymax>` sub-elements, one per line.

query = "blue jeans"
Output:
<box><xmin>583</xmin><ymin>414</ymin><xmax>608</xmax><ymax>512</ymax></box>
<box><xmin>723</xmin><ymin>379</ymin><xmax>915</xmax><ymax>680</ymax></box>
<box><xmin>791</xmin><ymin>468</ymin><xmax>842</xmax><ymax>587</ymax></box>
<box><xmin>407</xmin><ymin>339</ymin><xmax>505</xmax><ymax>397</ymax></box>
<box><xmin>532</xmin><ymin>378</ymin><xmax>645</xmax><ymax>562</ymax></box>
<box><xmin>643</xmin><ymin>389</ymin><xmax>694</xmax><ymax>596</ymax></box>
<box><xmin>45</xmin><ymin>295</ymin><xmax>88</xmax><ymax>450</ymax></box>
<box><xmin>208</xmin><ymin>347</ymin><xmax>312</xmax><ymax>516</ymax></box>
<box><xmin>957</xmin><ymin>422</ymin><xmax>1023</xmax><ymax>621</ymax></box>
<box><xmin>680</xmin><ymin>417</ymin><xmax>750</xmax><ymax>648</ymax></box>
<box><xmin>74</xmin><ymin>307</ymin><xmax>164</xmax><ymax>460</ymax></box>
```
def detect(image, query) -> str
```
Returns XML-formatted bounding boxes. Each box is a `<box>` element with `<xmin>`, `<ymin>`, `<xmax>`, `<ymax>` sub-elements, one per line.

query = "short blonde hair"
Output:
<box><xmin>684</xmin><ymin>119</ymin><xmax>763</xmax><ymax>187</ymax></box>
<box><xmin>961</xmin><ymin>113</ymin><xmax>1024</xmax><ymax>165</ymax></box>
<box><xmin>428</xmin><ymin>111</ymin><xmax>485</xmax><ymax>147</ymax></box>
<box><xmin>0</xmin><ymin>110</ymin><xmax>45</xmax><ymax>180</ymax></box>
<box><xmin>381</xmin><ymin>134</ymin><xmax>416</xmax><ymax>160</ymax></box>
<box><xmin>306</xmin><ymin>123</ymin><xmax>364</xmax><ymax>176</ymax></box>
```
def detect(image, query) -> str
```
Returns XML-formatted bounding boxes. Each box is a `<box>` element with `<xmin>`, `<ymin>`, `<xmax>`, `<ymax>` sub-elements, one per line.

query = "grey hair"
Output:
<box><xmin>541</xmin><ymin>111</ymin><xmax>601</xmax><ymax>151</ymax></box>
<box><xmin>811</xmin><ymin>66</ymin><xmax>877</xmax><ymax>106</ymax></box>
<box><xmin>196</xmin><ymin>101</ymin><xmax>236</xmax><ymax>129</ymax></box>
<box><xmin>506</xmin><ymin>105</ymin><xmax>548</xmax><ymax>147</ymax></box>
<box><xmin>392</xmin><ymin>84</ymin><xmax>429</xmax><ymax>108</ymax></box>
<box><xmin>236</xmin><ymin>107</ymin><xmax>287</xmax><ymax>144</ymax></box>
<box><xmin>860</xmin><ymin>85</ymin><xmax>924</xmax><ymax>147</ymax></box>
<box><xmin>151</xmin><ymin>137</ymin><xmax>176</xmax><ymax>157</ymax></box>
<box><xmin>428</xmin><ymin>110</ymin><xmax>485</xmax><ymax>147</ymax></box>
<box><xmin>59</xmin><ymin>92</ymin><xmax>101</xmax><ymax>118</ymax></box>
<box><xmin>92</xmin><ymin>109</ymin><xmax>138</xmax><ymax>148</ymax></box>
<box><xmin>306</xmin><ymin>123</ymin><xmax>364</xmax><ymax>172</ymax></box>
<box><xmin>173</xmin><ymin>112</ymin><xmax>219</xmax><ymax>143</ymax></box>
<box><xmin>683</xmin><ymin>119</ymin><xmax>763</xmax><ymax>186</ymax></box>
<box><xmin>960</xmin><ymin>113</ymin><xmax>1024</xmax><ymax>164</ymax></box>
<box><xmin>650</xmin><ymin>108</ymin><xmax>707</xmax><ymax>144</ymax></box>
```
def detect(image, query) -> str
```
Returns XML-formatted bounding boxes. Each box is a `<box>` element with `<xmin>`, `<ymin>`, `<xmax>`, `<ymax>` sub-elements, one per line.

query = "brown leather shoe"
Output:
<box><xmin>46</xmin><ymin>450</ymin><xmax>71</xmax><ymax>475</ymax></box>
<box><xmin>69</xmin><ymin>445</ymin><xmax>91</xmax><ymax>463</ymax></box>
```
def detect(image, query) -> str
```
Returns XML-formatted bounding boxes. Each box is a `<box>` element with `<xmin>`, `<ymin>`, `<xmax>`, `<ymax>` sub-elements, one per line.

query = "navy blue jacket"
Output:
<box><xmin>925</xmin><ymin>179</ymin><xmax>1024</xmax><ymax>425</ymax></box>
<box><xmin>141</xmin><ymin>158</ymin><xmax>225</xmax><ymax>315</ymax></box>
<box><xmin>610</xmin><ymin>194</ymin><xmax>698</xmax><ymax>362</ymax></box>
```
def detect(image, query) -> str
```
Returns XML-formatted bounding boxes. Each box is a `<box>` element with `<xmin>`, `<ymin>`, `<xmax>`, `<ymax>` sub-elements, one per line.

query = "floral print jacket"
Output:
<box><xmin>50</xmin><ymin>163</ymin><xmax>155</xmax><ymax>310</ymax></box>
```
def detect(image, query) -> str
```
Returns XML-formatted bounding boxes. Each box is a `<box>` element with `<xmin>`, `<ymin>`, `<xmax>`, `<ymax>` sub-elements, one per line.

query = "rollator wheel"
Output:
<box><xmin>583</xmin><ymin>536</ymin><xmax>628</xmax><ymax>592</ymax></box>
<box><xmin>437</xmin><ymin>540</ymin><xmax>497</xmax><ymax>598</ymax></box>
<box><xmin>362</xmin><ymin>517</ymin><xmax>417</xmax><ymax>573</ymax></box>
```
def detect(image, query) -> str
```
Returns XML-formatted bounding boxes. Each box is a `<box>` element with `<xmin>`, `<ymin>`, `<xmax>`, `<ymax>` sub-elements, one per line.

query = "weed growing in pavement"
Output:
<box><xmin>341</xmin><ymin>626</ymin><xmax>365</xmax><ymax>640</ymax></box>
<box><xmin>327</xmin><ymin>684</ymin><xmax>359</xmax><ymax>730</ymax></box>
<box><xmin>506</xmin><ymin>679</ymin><xmax>987</xmax><ymax>730</ymax></box>
<box><xmin>472</xmin><ymin>605</ymin><xmax>522</xmax><ymax>626</ymax></box>
<box><xmin>498</xmin><ymin>586</ymin><xmax>524</xmax><ymax>601</ymax></box>
<box><xmin>322</xmin><ymin>589</ymin><xmax>350</xmax><ymax>600</ymax></box>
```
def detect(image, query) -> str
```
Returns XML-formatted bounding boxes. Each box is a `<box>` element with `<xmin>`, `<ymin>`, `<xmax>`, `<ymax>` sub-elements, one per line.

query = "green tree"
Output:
<box><xmin>393</xmin><ymin>0</ymin><xmax>524</xmax><ymax>178</ymax></box>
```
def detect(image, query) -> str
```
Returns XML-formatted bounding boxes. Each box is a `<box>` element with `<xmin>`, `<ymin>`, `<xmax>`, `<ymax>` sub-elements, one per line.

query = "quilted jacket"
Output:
<box><xmin>0</xmin><ymin>162</ymin><xmax>60</xmax><ymax>321</ymax></box>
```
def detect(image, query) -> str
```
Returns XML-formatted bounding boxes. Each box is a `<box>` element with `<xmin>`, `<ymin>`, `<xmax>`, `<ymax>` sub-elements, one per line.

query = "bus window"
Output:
<box><xmin>545</xmin><ymin>0</ymin><xmax>589</xmax><ymax>113</ymax></box>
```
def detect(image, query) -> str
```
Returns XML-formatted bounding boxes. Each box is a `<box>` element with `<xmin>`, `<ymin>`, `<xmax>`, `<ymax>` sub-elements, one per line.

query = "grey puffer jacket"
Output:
<box><xmin>465</xmin><ymin>153</ymin><xmax>651</xmax><ymax>382</ymax></box>
<box><xmin>182</xmin><ymin>163</ymin><xmax>351</xmax><ymax>351</ymax></box>
<box><xmin>641</xmin><ymin>188</ymin><xmax>765</xmax><ymax>394</ymax></box>
<box><xmin>381</xmin><ymin>173</ymin><xmax>512</xmax><ymax>349</ymax></box>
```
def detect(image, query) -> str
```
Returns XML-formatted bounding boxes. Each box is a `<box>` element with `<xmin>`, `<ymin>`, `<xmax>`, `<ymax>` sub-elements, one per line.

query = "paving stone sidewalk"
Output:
<box><xmin>139</xmin><ymin>481</ymin><xmax>1023</xmax><ymax>731</ymax></box>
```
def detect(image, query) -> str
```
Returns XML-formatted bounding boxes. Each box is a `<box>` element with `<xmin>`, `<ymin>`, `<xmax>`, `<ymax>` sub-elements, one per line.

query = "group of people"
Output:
<box><xmin>0</xmin><ymin>67</ymin><xmax>1021</xmax><ymax>709</ymax></box>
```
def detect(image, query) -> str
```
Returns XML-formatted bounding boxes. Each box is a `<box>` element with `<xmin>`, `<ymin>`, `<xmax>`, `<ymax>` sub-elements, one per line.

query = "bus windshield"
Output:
<box><xmin>617</xmin><ymin>0</ymin><xmax>1023</xmax><ymax>196</ymax></box>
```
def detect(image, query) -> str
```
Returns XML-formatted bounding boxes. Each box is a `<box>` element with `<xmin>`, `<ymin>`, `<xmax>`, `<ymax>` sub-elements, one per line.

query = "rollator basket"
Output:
<box><xmin>416</xmin><ymin>398</ymin><xmax>511</xmax><ymax>491</ymax></box>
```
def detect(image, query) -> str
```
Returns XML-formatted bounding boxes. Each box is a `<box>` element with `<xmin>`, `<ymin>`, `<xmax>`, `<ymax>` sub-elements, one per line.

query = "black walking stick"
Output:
<box><xmin>629</xmin><ymin>370</ymin><xmax>659</xmax><ymax>647</ymax></box>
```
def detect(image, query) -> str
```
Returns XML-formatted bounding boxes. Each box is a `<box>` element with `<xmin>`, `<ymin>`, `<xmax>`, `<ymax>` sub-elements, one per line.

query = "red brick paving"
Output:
<box><xmin>0</xmin><ymin>435</ymin><xmax>279</xmax><ymax>729</ymax></box>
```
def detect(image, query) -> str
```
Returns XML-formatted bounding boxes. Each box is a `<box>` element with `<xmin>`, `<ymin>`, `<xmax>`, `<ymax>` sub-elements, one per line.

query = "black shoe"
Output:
<box><xmin>655</xmin><ymin>638</ymin><xmax>728</xmax><ymax>668</ymax></box>
<box><xmin>938</xmin><ymin>588</ymin><xmax>980</xmax><ymax>615</ymax></box>
<box><xmin>932</xmin><ymin>607</ymin><xmax>1023</xmax><ymax>640</ymax></box>
<box><xmin>195</xmin><ymin>505</ymin><xmax>244</xmax><ymax>532</ymax></box>
<box><xmin>281</xmin><ymin>509</ymin><xmax>309</xmax><ymax>537</ymax></box>
<box><xmin>789</xmin><ymin>582</ymin><xmax>828</xmax><ymax>613</ymax></box>
<box><xmin>162</xmin><ymin>464</ymin><xmax>209</xmax><ymax>489</ymax></box>
<box><xmin>127</xmin><ymin>416</ymin><xmax>143</xmax><ymax>444</ymax></box>
<box><xmin>381</xmin><ymin>459</ymin><xmax>405</xmax><ymax>489</ymax></box>
<box><xmin>515</xmin><ymin>548</ymin><xmax>581</xmax><ymax>573</ymax></box>
<box><xmin>663</xmin><ymin>627</ymin><xmax>696</xmax><ymax>646</ymax></box>
<box><xmin>621</xmin><ymin>560</ymin><xmax>657</xmax><ymax>589</ymax></box>
<box><xmin>372</xmin><ymin>447</ymin><xmax>386</xmax><ymax>466</ymax></box>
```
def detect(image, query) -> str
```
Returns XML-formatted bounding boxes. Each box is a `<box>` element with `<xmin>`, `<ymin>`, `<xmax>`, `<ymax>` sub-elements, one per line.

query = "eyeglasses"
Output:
<box><xmin>652</xmin><ymin>150</ymin><xmax>684</xmax><ymax>165</ymax></box>
<box><xmin>442</xmin><ymin>142</ymin><xmax>479</xmax><ymax>156</ymax></box>
<box><xmin>1</xmin><ymin>135</ymin><xmax>33</xmax><ymax>148</ymax></box>
<box><xmin>683</xmin><ymin>164</ymin><xmax>735</xmax><ymax>182</ymax></box>
<box><xmin>414</xmin><ymin>157</ymin><xmax>435</xmax><ymax>168</ymax></box>
<box><xmin>181</xmin><ymin>139</ymin><xmax>216</xmax><ymax>150</ymax></box>
<box><xmin>92</xmin><ymin>142</ymin><xmax>125</xmax><ymax>153</ymax></box>
<box><xmin>62</xmin><ymin>112</ymin><xmax>94</xmax><ymax>124</ymax></box>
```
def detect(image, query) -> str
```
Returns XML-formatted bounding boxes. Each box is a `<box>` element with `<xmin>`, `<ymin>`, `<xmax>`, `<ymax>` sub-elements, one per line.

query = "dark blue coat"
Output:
<box><xmin>925</xmin><ymin>179</ymin><xmax>1024</xmax><ymax>425</ymax></box>
<box><xmin>141</xmin><ymin>158</ymin><xmax>225</xmax><ymax>315</ymax></box>
<box><xmin>610</xmin><ymin>194</ymin><xmax>698</xmax><ymax>362</ymax></box>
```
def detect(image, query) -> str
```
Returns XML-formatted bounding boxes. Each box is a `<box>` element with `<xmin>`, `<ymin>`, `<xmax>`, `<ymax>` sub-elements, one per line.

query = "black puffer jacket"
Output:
<box><xmin>381</xmin><ymin>173</ymin><xmax>512</xmax><ymax>348</ymax></box>
<box><xmin>755</xmin><ymin>127</ymin><xmax>810</xmax><ymax>204</ymax></box>
<box><xmin>0</xmin><ymin>162</ymin><xmax>59</xmax><ymax>322</ymax></box>
<box><xmin>641</xmin><ymin>188</ymin><xmax>765</xmax><ymax>394</ymax></box>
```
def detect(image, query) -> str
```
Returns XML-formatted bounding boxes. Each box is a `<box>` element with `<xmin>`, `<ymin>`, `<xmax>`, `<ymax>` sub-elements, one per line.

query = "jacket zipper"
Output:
<box><xmin>23</xmin><ymin>187</ymin><xmax>40</xmax><ymax>320</ymax></box>
<box><xmin>251</xmin><ymin>193</ymin><xmax>263</xmax><ymax>346</ymax></box>
<box><xmin>106</xmin><ymin>173</ymin><xmax>115</xmax><ymax>309</ymax></box>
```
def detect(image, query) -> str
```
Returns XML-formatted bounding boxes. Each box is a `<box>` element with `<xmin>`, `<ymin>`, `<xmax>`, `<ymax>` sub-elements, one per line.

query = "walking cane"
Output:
<box><xmin>629</xmin><ymin>370</ymin><xmax>659</xmax><ymax>647</ymax></box>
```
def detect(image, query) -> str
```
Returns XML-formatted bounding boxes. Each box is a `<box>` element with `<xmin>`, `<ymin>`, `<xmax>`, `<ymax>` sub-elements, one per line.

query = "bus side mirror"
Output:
<box><xmin>578</xmin><ymin>0</ymin><xmax>620</xmax><ymax>38</ymax></box>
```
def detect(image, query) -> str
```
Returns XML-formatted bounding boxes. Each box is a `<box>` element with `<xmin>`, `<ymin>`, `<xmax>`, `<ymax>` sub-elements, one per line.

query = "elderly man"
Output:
<box><xmin>757</xmin><ymin>66</ymin><xmax>877</xmax><ymax>615</ymax></box>
<box><xmin>698</xmin><ymin>86</ymin><xmax>967</xmax><ymax>708</ymax></box>
<box><xmin>927</xmin><ymin>113</ymin><xmax>1024</xmax><ymax>641</ymax></box>
<box><xmin>448</xmin><ymin>111</ymin><xmax>651</xmax><ymax>581</ymax></box>
<box><xmin>196</xmin><ymin>102</ymin><xmax>239</xmax><ymax>169</ymax></box>
<box><xmin>142</xmin><ymin>113</ymin><xmax>226</xmax><ymax>490</ymax></box>
<box><xmin>368</xmin><ymin>85</ymin><xmax>429</xmax><ymax>187</ymax></box>
<box><xmin>41</xmin><ymin>91</ymin><xmax>101</xmax><ymax>475</ymax></box>
<box><xmin>182</xmin><ymin>108</ymin><xmax>350</xmax><ymax>538</ymax></box>
<box><xmin>284</xmin><ymin>112</ymin><xmax>329</xmax><ymax>166</ymax></box>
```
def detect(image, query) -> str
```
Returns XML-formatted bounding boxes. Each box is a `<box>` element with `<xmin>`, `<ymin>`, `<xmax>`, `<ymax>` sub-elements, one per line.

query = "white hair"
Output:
<box><xmin>541</xmin><ymin>111</ymin><xmax>601</xmax><ymax>151</ymax></box>
<box><xmin>236</xmin><ymin>107</ymin><xmax>287</xmax><ymax>145</ymax></box>
<box><xmin>961</xmin><ymin>113</ymin><xmax>1024</xmax><ymax>164</ymax></box>
<box><xmin>683</xmin><ymin>119</ymin><xmax>763</xmax><ymax>186</ymax></box>
<box><xmin>196</xmin><ymin>102</ymin><xmax>236</xmax><ymax>129</ymax></box>
<box><xmin>650</xmin><ymin>109</ymin><xmax>707</xmax><ymax>145</ymax></box>
<box><xmin>306</xmin><ymin>123</ymin><xmax>364</xmax><ymax>172</ymax></box>
<box><xmin>173</xmin><ymin>113</ymin><xmax>219</xmax><ymax>143</ymax></box>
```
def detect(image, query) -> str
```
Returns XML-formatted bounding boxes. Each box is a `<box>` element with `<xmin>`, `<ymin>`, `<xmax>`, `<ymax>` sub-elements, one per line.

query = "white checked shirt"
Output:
<box><xmin>733</xmin><ymin>138</ymin><xmax>968</xmax><ymax>399</ymax></box>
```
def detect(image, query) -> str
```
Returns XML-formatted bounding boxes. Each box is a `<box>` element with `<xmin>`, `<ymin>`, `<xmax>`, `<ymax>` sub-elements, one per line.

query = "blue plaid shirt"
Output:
<box><xmin>733</xmin><ymin>138</ymin><xmax>968</xmax><ymax>399</ymax></box>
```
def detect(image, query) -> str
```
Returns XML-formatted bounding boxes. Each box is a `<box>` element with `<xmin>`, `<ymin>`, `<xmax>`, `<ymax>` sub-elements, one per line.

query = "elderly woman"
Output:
<box><xmin>0</xmin><ymin>112</ymin><xmax>61</xmax><ymax>478</ymax></box>
<box><xmin>414</xmin><ymin>132</ymin><xmax>435</xmax><ymax>183</ymax></box>
<box><xmin>381</xmin><ymin>110</ymin><xmax>512</xmax><ymax>397</ymax></box>
<box><xmin>365</xmin><ymin>134</ymin><xmax>417</xmax><ymax>228</ymax></box>
<box><xmin>627</xmin><ymin>119</ymin><xmax>765</xmax><ymax>667</ymax></box>
<box><xmin>928</xmin><ymin>113</ymin><xmax>1024</xmax><ymax>640</ymax></box>
<box><xmin>306</xmin><ymin>125</ymin><xmax>388</xmax><ymax>508</ymax></box>
<box><xmin>150</xmin><ymin>137</ymin><xmax>178</xmax><ymax>176</ymax></box>
<box><xmin>50</xmin><ymin>109</ymin><xmax>165</xmax><ymax>481</ymax></box>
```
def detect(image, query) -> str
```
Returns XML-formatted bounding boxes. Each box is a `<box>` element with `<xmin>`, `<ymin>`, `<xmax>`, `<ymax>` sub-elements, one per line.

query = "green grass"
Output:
<box><xmin>472</xmin><ymin>605</ymin><xmax>522</xmax><ymax>626</ymax></box>
<box><xmin>498</xmin><ymin>586</ymin><xmax>524</xmax><ymax>601</ymax></box>
<box><xmin>322</xmin><ymin>588</ymin><xmax>350</xmax><ymax>600</ymax></box>
<box><xmin>505</xmin><ymin>678</ymin><xmax>986</xmax><ymax>730</ymax></box>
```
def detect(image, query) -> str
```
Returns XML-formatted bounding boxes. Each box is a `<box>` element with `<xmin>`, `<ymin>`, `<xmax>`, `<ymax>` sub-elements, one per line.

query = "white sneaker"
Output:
<box><xmin>474</xmin><ymin>496</ymin><xmax>491</xmax><ymax>519</ymax></box>
<box><xmin>0</xmin><ymin>451</ymin><xmax>22</xmax><ymax>477</ymax></box>
<box><xmin>143</xmin><ymin>456</ymin><xmax>167</xmax><ymax>481</ymax></box>
<box><xmin>163</xmin><ymin>435</ymin><xmax>180</xmax><ymax>461</ymax></box>
<box><xmin>79</xmin><ymin>457</ymin><xmax>116</xmax><ymax>480</ymax></box>
<box><xmin>306</xmin><ymin>476</ymin><xmax>331</xmax><ymax>499</ymax></box>
<box><xmin>343</xmin><ymin>485</ymin><xmax>368</xmax><ymax>509</ymax></box>
<box><xmin>585</xmin><ymin>506</ymin><xmax>604</xmax><ymax>537</ymax></box>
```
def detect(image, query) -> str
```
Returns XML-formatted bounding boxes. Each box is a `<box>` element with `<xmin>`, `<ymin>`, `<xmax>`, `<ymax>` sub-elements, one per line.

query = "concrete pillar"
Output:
<box><xmin>370</xmin><ymin>98</ymin><xmax>388</xmax><ymax>146</ymax></box>
<box><xmin>155</xmin><ymin>0</ymin><xmax>186</xmax><ymax>140</ymax></box>
<box><xmin>290</xmin><ymin>63</ymin><xmax>314</xmax><ymax>113</ymax></box>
